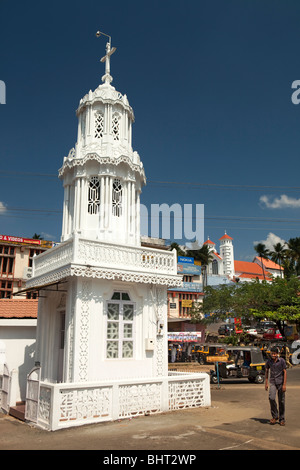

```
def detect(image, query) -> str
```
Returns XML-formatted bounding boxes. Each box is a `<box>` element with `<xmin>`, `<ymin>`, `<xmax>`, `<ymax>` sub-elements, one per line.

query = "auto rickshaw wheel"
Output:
<box><xmin>254</xmin><ymin>374</ymin><xmax>265</xmax><ymax>384</ymax></box>
<box><xmin>198</xmin><ymin>355</ymin><xmax>205</xmax><ymax>365</ymax></box>
<box><xmin>210</xmin><ymin>375</ymin><xmax>219</xmax><ymax>384</ymax></box>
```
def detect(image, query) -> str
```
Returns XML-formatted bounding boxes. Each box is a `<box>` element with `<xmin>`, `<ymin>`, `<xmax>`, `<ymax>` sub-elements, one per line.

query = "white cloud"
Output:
<box><xmin>0</xmin><ymin>202</ymin><xmax>7</xmax><ymax>213</ymax></box>
<box><xmin>260</xmin><ymin>194</ymin><xmax>300</xmax><ymax>209</ymax></box>
<box><xmin>41</xmin><ymin>231</ymin><xmax>58</xmax><ymax>241</ymax></box>
<box><xmin>253</xmin><ymin>232</ymin><xmax>286</xmax><ymax>251</ymax></box>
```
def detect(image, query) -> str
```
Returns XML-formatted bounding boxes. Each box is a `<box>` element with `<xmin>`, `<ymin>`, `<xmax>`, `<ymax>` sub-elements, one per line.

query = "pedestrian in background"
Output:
<box><xmin>280</xmin><ymin>344</ymin><xmax>292</xmax><ymax>368</ymax></box>
<box><xmin>265</xmin><ymin>346</ymin><xmax>287</xmax><ymax>426</ymax></box>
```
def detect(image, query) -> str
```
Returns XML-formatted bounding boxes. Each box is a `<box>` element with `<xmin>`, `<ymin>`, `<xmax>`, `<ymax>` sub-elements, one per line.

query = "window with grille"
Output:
<box><xmin>88</xmin><ymin>176</ymin><xmax>100</xmax><ymax>214</ymax></box>
<box><xmin>95</xmin><ymin>112</ymin><xmax>104</xmax><ymax>139</ymax></box>
<box><xmin>106</xmin><ymin>292</ymin><xmax>134</xmax><ymax>359</ymax></box>
<box><xmin>112</xmin><ymin>178</ymin><xmax>122</xmax><ymax>217</ymax></box>
<box><xmin>112</xmin><ymin>113</ymin><xmax>120</xmax><ymax>141</ymax></box>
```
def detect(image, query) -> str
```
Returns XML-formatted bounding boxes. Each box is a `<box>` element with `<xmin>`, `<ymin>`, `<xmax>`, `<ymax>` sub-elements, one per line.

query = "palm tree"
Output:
<box><xmin>32</xmin><ymin>233</ymin><xmax>44</xmax><ymax>240</ymax></box>
<box><xmin>254</xmin><ymin>243</ymin><xmax>270</xmax><ymax>280</ymax></box>
<box><xmin>186</xmin><ymin>244</ymin><xmax>214</xmax><ymax>287</ymax></box>
<box><xmin>270</xmin><ymin>242</ymin><xmax>287</xmax><ymax>278</ymax></box>
<box><xmin>287</xmin><ymin>237</ymin><xmax>300</xmax><ymax>275</ymax></box>
<box><xmin>169</xmin><ymin>242</ymin><xmax>186</xmax><ymax>256</ymax></box>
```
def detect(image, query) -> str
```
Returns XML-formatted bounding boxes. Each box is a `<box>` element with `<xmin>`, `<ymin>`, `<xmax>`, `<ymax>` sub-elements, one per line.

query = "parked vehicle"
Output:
<box><xmin>244</xmin><ymin>327</ymin><xmax>258</xmax><ymax>336</ymax></box>
<box><xmin>255</xmin><ymin>321</ymin><xmax>276</xmax><ymax>334</ymax></box>
<box><xmin>194</xmin><ymin>343</ymin><xmax>228</xmax><ymax>365</ymax></box>
<box><xmin>263</xmin><ymin>328</ymin><xmax>283</xmax><ymax>341</ymax></box>
<box><xmin>210</xmin><ymin>346</ymin><xmax>265</xmax><ymax>384</ymax></box>
<box><xmin>218</xmin><ymin>324</ymin><xmax>235</xmax><ymax>336</ymax></box>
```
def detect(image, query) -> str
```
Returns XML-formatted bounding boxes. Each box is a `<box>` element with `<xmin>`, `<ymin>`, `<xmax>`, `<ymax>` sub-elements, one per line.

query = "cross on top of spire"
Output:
<box><xmin>96</xmin><ymin>31</ymin><xmax>116</xmax><ymax>85</ymax></box>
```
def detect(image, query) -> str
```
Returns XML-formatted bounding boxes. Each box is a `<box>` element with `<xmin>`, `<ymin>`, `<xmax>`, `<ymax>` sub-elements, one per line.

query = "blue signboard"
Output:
<box><xmin>177</xmin><ymin>263</ymin><xmax>201</xmax><ymax>275</ymax></box>
<box><xmin>178</xmin><ymin>256</ymin><xmax>194</xmax><ymax>264</ymax></box>
<box><xmin>170</xmin><ymin>282</ymin><xmax>203</xmax><ymax>292</ymax></box>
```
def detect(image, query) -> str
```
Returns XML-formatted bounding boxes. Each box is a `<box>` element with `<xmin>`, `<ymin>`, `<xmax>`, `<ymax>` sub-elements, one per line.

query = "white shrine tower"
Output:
<box><xmin>23</xmin><ymin>34</ymin><xmax>210</xmax><ymax>430</ymax></box>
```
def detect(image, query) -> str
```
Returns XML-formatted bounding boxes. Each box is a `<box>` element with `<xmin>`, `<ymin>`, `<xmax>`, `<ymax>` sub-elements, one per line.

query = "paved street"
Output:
<box><xmin>1</xmin><ymin>366</ymin><xmax>299</xmax><ymax>452</ymax></box>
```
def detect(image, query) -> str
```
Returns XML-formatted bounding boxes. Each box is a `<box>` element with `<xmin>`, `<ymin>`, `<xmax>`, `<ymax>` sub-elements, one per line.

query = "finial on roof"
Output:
<box><xmin>96</xmin><ymin>30</ymin><xmax>117</xmax><ymax>85</ymax></box>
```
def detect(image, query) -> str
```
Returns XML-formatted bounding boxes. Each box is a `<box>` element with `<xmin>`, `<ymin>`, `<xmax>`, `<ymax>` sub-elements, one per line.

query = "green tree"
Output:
<box><xmin>191</xmin><ymin>276</ymin><xmax>300</xmax><ymax>336</ymax></box>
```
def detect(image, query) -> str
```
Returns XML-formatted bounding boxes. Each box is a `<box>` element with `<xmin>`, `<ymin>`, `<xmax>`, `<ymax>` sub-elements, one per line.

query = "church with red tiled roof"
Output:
<box><xmin>204</xmin><ymin>232</ymin><xmax>281</xmax><ymax>283</ymax></box>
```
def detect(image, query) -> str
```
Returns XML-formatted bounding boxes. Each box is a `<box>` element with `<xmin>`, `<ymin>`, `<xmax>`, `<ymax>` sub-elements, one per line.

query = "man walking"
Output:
<box><xmin>265</xmin><ymin>346</ymin><xmax>287</xmax><ymax>426</ymax></box>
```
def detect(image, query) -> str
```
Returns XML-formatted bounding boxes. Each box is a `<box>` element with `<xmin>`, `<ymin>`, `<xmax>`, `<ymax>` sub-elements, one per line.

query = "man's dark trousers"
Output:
<box><xmin>269</xmin><ymin>383</ymin><xmax>285</xmax><ymax>422</ymax></box>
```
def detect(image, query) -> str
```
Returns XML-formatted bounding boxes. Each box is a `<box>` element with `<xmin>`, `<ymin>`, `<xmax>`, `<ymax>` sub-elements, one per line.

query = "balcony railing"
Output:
<box><xmin>31</xmin><ymin>235</ymin><xmax>178</xmax><ymax>280</ymax></box>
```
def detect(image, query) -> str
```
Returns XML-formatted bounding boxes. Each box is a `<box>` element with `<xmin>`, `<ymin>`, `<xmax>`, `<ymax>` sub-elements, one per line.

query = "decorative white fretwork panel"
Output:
<box><xmin>88</xmin><ymin>176</ymin><xmax>100</xmax><ymax>215</ymax></box>
<box><xmin>112</xmin><ymin>113</ymin><xmax>120</xmax><ymax>140</ymax></box>
<box><xmin>79</xmin><ymin>280</ymin><xmax>91</xmax><ymax>381</ymax></box>
<box><xmin>168</xmin><ymin>378</ymin><xmax>206</xmax><ymax>410</ymax></box>
<box><xmin>118</xmin><ymin>383</ymin><xmax>162</xmax><ymax>418</ymax></box>
<box><xmin>38</xmin><ymin>385</ymin><xmax>51</xmax><ymax>426</ymax></box>
<box><xmin>112</xmin><ymin>178</ymin><xmax>122</xmax><ymax>217</ymax></box>
<box><xmin>59</xmin><ymin>387</ymin><xmax>112</xmax><ymax>423</ymax></box>
<box><xmin>95</xmin><ymin>112</ymin><xmax>104</xmax><ymax>139</ymax></box>
<box><xmin>152</xmin><ymin>286</ymin><xmax>165</xmax><ymax>377</ymax></box>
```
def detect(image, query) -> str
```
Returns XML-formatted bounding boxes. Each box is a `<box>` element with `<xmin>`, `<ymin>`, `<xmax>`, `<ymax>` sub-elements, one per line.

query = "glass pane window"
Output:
<box><xmin>107</xmin><ymin>322</ymin><xmax>119</xmax><ymax>339</ymax></box>
<box><xmin>123</xmin><ymin>323</ymin><xmax>133</xmax><ymax>338</ymax></box>
<box><xmin>107</xmin><ymin>303</ymin><xmax>119</xmax><ymax>320</ymax></box>
<box><xmin>107</xmin><ymin>341</ymin><xmax>118</xmax><ymax>359</ymax></box>
<box><xmin>106</xmin><ymin>292</ymin><xmax>134</xmax><ymax>359</ymax></box>
<box><xmin>0</xmin><ymin>245</ymin><xmax>15</xmax><ymax>276</ymax></box>
<box><xmin>111</xmin><ymin>292</ymin><xmax>121</xmax><ymax>300</ymax></box>
<box><xmin>122</xmin><ymin>341</ymin><xmax>133</xmax><ymax>358</ymax></box>
<box><xmin>123</xmin><ymin>304</ymin><xmax>134</xmax><ymax>321</ymax></box>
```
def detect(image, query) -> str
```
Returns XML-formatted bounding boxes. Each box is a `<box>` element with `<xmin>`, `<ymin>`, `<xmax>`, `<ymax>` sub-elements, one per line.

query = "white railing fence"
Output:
<box><xmin>27</xmin><ymin>372</ymin><xmax>211</xmax><ymax>431</ymax></box>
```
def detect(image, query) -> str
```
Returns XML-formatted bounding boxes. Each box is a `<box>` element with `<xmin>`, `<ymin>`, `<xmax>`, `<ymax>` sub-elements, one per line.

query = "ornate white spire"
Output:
<box><xmin>96</xmin><ymin>31</ymin><xmax>116</xmax><ymax>85</ymax></box>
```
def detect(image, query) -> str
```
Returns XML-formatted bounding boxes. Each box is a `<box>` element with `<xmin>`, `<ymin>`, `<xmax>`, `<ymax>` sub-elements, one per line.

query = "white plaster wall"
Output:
<box><xmin>0</xmin><ymin>320</ymin><xmax>36</xmax><ymax>402</ymax></box>
<box><xmin>77</xmin><ymin>278</ymin><xmax>167</xmax><ymax>382</ymax></box>
<box><xmin>35</xmin><ymin>274</ymin><xmax>169</xmax><ymax>386</ymax></box>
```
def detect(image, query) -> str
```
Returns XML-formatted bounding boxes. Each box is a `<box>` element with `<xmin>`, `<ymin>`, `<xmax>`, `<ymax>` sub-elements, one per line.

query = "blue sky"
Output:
<box><xmin>1</xmin><ymin>0</ymin><xmax>300</xmax><ymax>261</ymax></box>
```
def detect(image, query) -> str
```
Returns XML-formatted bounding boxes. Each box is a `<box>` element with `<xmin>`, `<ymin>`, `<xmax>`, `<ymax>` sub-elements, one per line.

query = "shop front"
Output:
<box><xmin>168</xmin><ymin>332</ymin><xmax>203</xmax><ymax>363</ymax></box>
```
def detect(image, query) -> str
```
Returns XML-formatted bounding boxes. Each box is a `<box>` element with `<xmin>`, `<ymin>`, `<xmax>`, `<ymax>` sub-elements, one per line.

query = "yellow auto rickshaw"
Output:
<box><xmin>195</xmin><ymin>343</ymin><xmax>228</xmax><ymax>365</ymax></box>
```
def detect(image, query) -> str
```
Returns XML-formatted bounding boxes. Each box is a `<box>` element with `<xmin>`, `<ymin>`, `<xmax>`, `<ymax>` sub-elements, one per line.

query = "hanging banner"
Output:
<box><xmin>168</xmin><ymin>332</ymin><xmax>201</xmax><ymax>343</ymax></box>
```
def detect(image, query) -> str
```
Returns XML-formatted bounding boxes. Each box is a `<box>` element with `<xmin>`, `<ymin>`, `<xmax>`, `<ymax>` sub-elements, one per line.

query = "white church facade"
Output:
<box><xmin>204</xmin><ymin>233</ymin><xmax>281</xmax><ymax>285</ymax></box>
<box><xmin>19</xmin><ymin>35</ymin><xmax>210</xmax><ymax>430</ymax></box>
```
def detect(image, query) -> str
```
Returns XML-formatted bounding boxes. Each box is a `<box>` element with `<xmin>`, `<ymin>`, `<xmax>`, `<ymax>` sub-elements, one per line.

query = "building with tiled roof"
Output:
<box><xmin>253</xmin><ymin>256</ymin><xmax>283</xmax><ymax>278</ymax></box>
<box><xmin>204</xmin><ymin>232</ymin><xmax>281</xmax><ymax>284</ymax></box>
<box><xmin>0</xmin><ymin>234</ymin><xmax>53</xmax><ymax>407</ymax></box>
<box><xmin>234</xmin><ymin>260</ymin><xmax>273</xmax><ymax>282</ymax></box>
<box><xmin>0</xmin><ymin>299</ymin><xmax>38</xmax><ymax>318</ymax></box>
